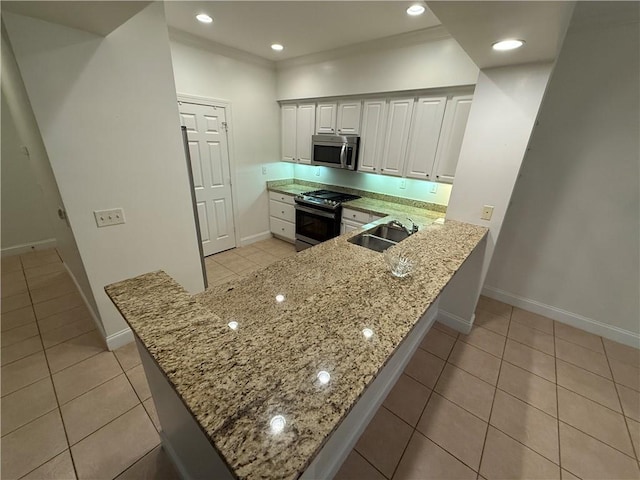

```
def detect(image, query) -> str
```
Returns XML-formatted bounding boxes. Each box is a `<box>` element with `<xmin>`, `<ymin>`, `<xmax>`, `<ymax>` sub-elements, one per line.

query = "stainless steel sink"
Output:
<box><xmin>348</xmin><ymin>233</ymin><xmax>397</xmax><ymax>253</ymax></box>
<box><xmin>366</xmin><ymin>224</ymin><xmax>410</xmax><ymax>243</ymax></box>
<box><xmin>347</xmin><ymin>223</ymin><xmax>411</xmax><ymax>252</ymax></box>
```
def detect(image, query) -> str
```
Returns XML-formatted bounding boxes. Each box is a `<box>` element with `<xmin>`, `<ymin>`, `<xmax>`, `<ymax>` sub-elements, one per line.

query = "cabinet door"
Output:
<box><xmin>358</xmin><ymin>100</ymin><xmax>387</xmax><ymax>173</ymax></box>
<box><xmin>296</xmin><ymin>104</ymin><xmax>316</xmax><ymax>164</ymax></box>
<box><xmin>342</xmin><ymin>221</ymin><xmax>361</xmax><ymax>234</ymax></box>
<box><xmin>380</xmin><ymin>98</ymin><xmax>415</xmax><ymax>177</ymax></box>
<box><xmin>281</xmin><ymin>104</ymin><xmax>297</xmax><ymax>162</ymax></box>
<box><xmin>337</xmin><ymin>101</ymin><xmax>362</xmax><ymax>135</ymax></box>
<box><xmin>433</xmin><ymin>95</ymin><xmax>473</xmax><ymax>184</ymax></box>
<box><xmin>316</xmin><ymin>103</ymin><xmax>337</xmax><ymax>134</ymax></box>
<box><xmin>405</xmin><ymin>96</ymin><xmax>447</xmax><ymax>180</ymax></box>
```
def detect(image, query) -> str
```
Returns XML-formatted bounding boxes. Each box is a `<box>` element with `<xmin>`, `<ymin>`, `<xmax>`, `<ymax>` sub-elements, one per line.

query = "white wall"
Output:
<box><xmin>1</xmin><ymin>92</ymin><xmax>54</xmax><ymax>251</ymax></box>
<box><xmin>169</xmin><ymin>30</ymin><xmax>292</xmax><ymax>245</ymax></box>
<box><xmin>4</xmin><ymin>3</ymin><xmax>203</xmax><ymax>343</ymax></box>
<box><xmin>294</xmin><ymin>164</ymin><xmax>452</xmax><ymax>206</ymax></box>
<box><xmin>277</xmin><ymin>28</ymin><xmax>479</xmax><ymax>100</ymax></box>
<box><xmin>484</xmin><ymin>17</ymin><xmax>640</xmax><ymax>344</ymax></box>
<box><xmin>1</xmin><ymin>23</ymin><xmax>98</xmax><ymax>321</ymax></box>
<box><xmin>438</xmin><ymin>62</ymin><xmax>555</xmax><ymax>327</ymax></box>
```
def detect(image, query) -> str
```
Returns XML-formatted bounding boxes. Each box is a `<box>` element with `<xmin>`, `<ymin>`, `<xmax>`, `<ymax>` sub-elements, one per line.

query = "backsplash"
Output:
<box><xmin>267</xmin><ymin>178</ymin><xmax>447</xmax><ymax>214</ymax></box>
<box><xmin>293</xmin><ymin>164</ymin><xmax>452</xmax><ymax>206</ymax></box>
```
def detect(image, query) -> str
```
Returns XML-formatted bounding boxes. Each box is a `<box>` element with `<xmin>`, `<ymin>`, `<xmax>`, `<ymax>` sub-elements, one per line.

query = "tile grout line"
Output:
<box><xmin>475</xmin><ymin>306</ymin><xmax>511</xmax><ymax>477</ymax></box>
<box><xmin>388</xmin><ymin>326</ymin><xmax>458</xmax><ymax>479</ymax></box>
<box><xmin>554</xmin><ymin>317</ymin><xmax>563</xmax><ymax>475</ymax></box>
<box><xmin>19</xmin><ymin>256</ymin><xmax>82</xmax><ymax>480</ymax></box>
<box><xmin>601</xmin><ymin>335</ymin><xmax>640</xmax><ymax>467</ymax></box>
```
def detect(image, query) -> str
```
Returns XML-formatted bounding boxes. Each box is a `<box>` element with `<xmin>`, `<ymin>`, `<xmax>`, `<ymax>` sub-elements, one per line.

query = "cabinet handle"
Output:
<box><xmin>281</xmin><ymin>210</ymin><xmax>285</xmax><ymax>214</ymax></box>
<box><xmin>352</xmin><ymin>214</ymin><xmax>356</xmax><ymax>218</ymax></box>
<box><xmin>436</xmin><ymin>175</ymin><xmax>440</xmax><ymax>178</ymax></box>
<box><xmin>281</xmin><ymin>228</ymin><xmax>285</xmax><ymax>231</ymax></box>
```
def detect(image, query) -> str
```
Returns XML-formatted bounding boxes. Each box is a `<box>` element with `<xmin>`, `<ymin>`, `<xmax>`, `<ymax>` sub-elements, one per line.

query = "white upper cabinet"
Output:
<box><xmin>281</xmin><ymin>103</ymin><xmax>315</xmax><ymax>163</ymax></box>
<box><xmin>433</xmin><ymin>95</ymin><xmax>473</xmax><ymax>184</ymax></box>
<box><xmin>380</xmin><ymin>98</ymin><xmax>415</xmax><ymax>177</ymax></box>
<box><xmin>281</xmin><ymin>104</ymin><xmax>297</xmax><ymax>163</ymax></box>
<box><xmin>358</xmin><ymin>99</ymin><xmax>387</xmax><ymax>173</ymax></box>
<box><xmin>336</xmin><ymin>101</ymin><xmax>362</xmax><ymax>135</ymax></box>
<box><xmin>316</xmin><ymin>103</ymin><xmax>337</xmax><ymax>134</ymax></box>
<box><xmin>405</xmin><ymin>96</ymin><xmax>447</xmax><ymax>180</ymax></box>
<box><xmin>296</xmin><ymin>104</ymin><xmax>316</xmax><ymax>164</ymax></box>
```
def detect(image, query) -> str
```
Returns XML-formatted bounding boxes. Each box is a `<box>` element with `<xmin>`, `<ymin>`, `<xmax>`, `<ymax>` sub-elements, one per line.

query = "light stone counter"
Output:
<box><xmin>266</xmin><ymin>180</ymin><xmax>446</xmax><ymax>221</ymax></box>
<box><xmin>106</xmin><ymin>219</ymin><xmax>487</xmax><ymax>480</ymax></box>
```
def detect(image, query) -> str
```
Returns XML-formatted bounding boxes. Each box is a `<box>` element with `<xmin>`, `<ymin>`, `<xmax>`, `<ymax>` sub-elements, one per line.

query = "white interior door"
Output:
<box><xmin>179</xmin><ymin>101</ymin><xmax>236</xmax><ymax>256</ymax></box>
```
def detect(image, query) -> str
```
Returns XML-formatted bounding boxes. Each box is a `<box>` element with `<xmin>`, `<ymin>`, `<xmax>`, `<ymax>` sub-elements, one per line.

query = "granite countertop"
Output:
<box><xmin>267</xmin><ymin>180</ymin><xmax>447</xmax><ymax>220</ymax></box>
<box><xmin>106</xmin><ymin>220</ymin><xmax>487</xmax><ymax>480</ymax></box>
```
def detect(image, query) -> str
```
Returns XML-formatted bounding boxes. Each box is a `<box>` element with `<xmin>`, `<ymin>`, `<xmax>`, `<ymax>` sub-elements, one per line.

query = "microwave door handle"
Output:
<box><xmin>340</xmin><ymin>144</ymin><xmax>347</xmax><ymax>167</ymax></box>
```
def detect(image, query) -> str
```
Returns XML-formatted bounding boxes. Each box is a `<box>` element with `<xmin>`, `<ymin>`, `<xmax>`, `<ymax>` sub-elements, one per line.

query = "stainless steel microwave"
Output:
<box><xmin>311</xmin><ymin>135</ymin><xmax>359</xmax><ymax>170</ymax></box>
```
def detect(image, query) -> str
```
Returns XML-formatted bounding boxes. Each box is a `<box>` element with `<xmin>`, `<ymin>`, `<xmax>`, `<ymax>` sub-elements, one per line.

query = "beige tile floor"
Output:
<box><xmin>1</xmin><ymin>248</ymin><xmax>178</xmax><ymax>480</ymax></box>
<box><xmin>204</xmin><ymin>237</ymin><xmax>297</xmax><ymax>287</ymax></box>
<box><xmin>2</xmin><ymin>243</ymin><xmax>639</xmax><ymax>479</ymax></box>
<box><xmin>335</xmin><ymin>296</ymin><xmax>640</xmax><ymax>480</ymax></box>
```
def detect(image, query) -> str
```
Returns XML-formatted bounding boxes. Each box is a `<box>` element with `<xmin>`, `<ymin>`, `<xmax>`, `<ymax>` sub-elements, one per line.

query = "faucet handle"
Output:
<box><xmin>407</xmin><ymin>218</ymin><xmax>419</xmax><ymax>233</ymax></box>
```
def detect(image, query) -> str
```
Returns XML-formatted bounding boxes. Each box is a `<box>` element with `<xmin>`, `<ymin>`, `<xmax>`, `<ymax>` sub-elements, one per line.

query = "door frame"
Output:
<box><xmin>177</xmin><ymin>93</ymin><xmax>241</xmax><ymax>253</ymax></box>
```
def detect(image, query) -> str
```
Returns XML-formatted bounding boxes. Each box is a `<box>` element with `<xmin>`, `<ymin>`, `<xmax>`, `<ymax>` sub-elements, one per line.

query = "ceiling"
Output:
<box><xmin>0</xmin><ymin>1</ymin><xmax>582</xmax><ymax>68</ymax></box>
<box><xmin>427</xmin><ymin>1</ymin><xmax>576</xmax><ymax>69</ymax></box>
<box><xmin>163</xmin><ymin>1</ymin><xmax>442</xmax><ymax>62</ymax></box>
<box><xmin>1</xmin><ymin>1</ymin><xmax>151</xmax><ymax>36</ymax></box>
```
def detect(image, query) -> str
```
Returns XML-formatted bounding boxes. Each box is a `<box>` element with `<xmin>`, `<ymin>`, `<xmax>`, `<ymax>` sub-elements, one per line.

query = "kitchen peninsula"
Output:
<box><xmin>105</xmin><ymin>218</ymin><xmax>487</xmax><ymax>480</ymax></box>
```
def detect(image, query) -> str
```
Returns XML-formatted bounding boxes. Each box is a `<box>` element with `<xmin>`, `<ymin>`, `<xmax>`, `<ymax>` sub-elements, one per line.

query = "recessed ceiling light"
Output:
<box><xmin>406</xmin><ymin>4</ymin><xmax>426</xmax><ymax>16</ymax></box>
<box><xmin>196</xmin><ymin>13</ymin><xmax>213</xmax><ymax>24</ymax></box>
<box><xmin>492</xmin><ymin>39</ymin><xmax>525</xmax><ymax>51</ymax></box>
<box><xmin>271</xmin><ymin>44</ymin><xmax>284</xmax><ymax>52</ymax></box>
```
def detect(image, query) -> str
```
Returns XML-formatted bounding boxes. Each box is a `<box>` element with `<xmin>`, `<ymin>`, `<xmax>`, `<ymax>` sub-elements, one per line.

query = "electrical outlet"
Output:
<box><xmin>315</xmin><ymin>167</ymin><xmax>321</xmax><ymax>176</ymax></box>
<box><xmin>399</xmin><ymin>179</ymin><xmax>407</xmax><ymax>189</ymax></box>
<box><xmin>429</xmin><ymin>183</ymin><xmax>438</xmax><ymax>194</ymax></box>
<box><xmin>261</xmin><ymin>166</ymin><xmax>267</xmax><ymax>175</ymax></box>
<box><xmin>94</xmin><ymin>208</ymin><xmax>125</xmax><ymax>227</ymax></box>
<box><xmin>481</xmin><ymin>205</ymin><xmax>494</xmax><ymax>221</ymax></box>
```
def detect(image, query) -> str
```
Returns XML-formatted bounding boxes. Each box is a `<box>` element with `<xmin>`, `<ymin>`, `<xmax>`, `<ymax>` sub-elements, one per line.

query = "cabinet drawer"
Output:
<box><xmin>269</xmin><ymin>200</ymin><xmax>295</xmax><ymax>222</ymax></box>
<box><xmin>342</xmin><ymin>208</ymin><xmax>370</xmax><ymax>224</ymax></box>
<box><xmin>268</xmin><ymin>191</ymin><xmax>295</xmax><ymax>205</ymax></box>
<box><xmin>270</xmin><ymin>216</ymin><xmax>295</xmax><ymax>241</ymax></box>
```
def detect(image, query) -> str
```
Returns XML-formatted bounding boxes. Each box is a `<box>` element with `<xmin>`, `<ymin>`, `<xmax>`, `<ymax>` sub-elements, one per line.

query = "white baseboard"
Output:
<box><xmin>436</xmin><ymin>310</ymin><xmax>475</xmax><ymax>334</ymax></box>
<box><xmin>1</xmin><ymin>238</ymin><xmax>57</xmax><ymax>257</ymax></box>
<box><xmin>482</xmin><ymin>285</ymin><xmax>640</xmax><ymax>349</ymax></box>
<box><xmin>239</xmin><ymin>230</ymin><xmax>271</xmax><ymax>247</ymax></box>
<box><xmin>106</xmin><ymin>327</ymin><xmax>134</xmax><ymax>351</ymax></box>
<box><xmin>62</xmin><ymin>263</ymin><xmax>106</xmax><ymax>340</ymax></box>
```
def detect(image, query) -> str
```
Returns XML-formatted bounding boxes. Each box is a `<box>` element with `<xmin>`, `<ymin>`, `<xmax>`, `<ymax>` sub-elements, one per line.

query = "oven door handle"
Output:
<box><xmin>340</xmin><ymin>144</ymin><xmax>347</xmax><ymax>168</ymax></box>
<box><xmin>295</xmin><ymin>204</ymin><xmax>337</xmax><ymax>220</ymax></box>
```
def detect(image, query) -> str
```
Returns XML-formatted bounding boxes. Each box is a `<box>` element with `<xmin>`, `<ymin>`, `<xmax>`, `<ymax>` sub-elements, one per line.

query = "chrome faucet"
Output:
<box><xmin>388</xmin><ymin>218</ymin><xmax>419</xmax><ymax>235</ymax></box>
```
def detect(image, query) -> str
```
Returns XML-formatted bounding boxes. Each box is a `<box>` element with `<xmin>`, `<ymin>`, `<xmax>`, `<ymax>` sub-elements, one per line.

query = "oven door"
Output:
<box><xmin>295</xmin><ymin>204</ymin><xmax>341</xmax><ymax>250</ymax></box>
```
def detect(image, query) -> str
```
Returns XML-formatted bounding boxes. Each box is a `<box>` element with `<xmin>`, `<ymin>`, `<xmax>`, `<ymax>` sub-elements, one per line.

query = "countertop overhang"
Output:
<box><xmin>105</xmin><ymin>218</ymin><xmax>487</xmax><ymax>479</ymax></box>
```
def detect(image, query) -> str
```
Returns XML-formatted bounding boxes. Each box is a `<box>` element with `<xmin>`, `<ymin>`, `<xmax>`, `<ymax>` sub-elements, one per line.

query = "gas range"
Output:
<box><xmin>294</xmin><ymin>189</ymin><xmax>361</xmax><ymax>210</ymax></box>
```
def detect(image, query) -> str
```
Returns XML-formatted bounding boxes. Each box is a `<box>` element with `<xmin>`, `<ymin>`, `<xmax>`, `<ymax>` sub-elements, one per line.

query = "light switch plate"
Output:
<box><xmin>430</xmin><ymin>183</ymin><xmax>438</xmax><ymax>194</ymax></box>
<box><xmin>399</xmin><ymin>179</ymin><xmax>407</xmax><ymax>189</ymax></box>
<box><xmin>94</xmin><ymin>208</ymin><xmax>125</xmax><ymax>227</ymax></box>
<box><xmin>261</xmin><ymin>166</ymin><xmax>267</xmax><ymax>175</ymax></box>
<box><xmin>481</xmin><ymin>205</ymin><xmax>494</xmax><ymax>221</ymax></box>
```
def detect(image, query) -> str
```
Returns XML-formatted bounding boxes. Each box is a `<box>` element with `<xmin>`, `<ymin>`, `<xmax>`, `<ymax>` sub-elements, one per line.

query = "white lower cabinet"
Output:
<box><xmin>341</xmin><ymin>208</ymin><xmax>385</xmax><ymax>233</ymax></box>
<box><xmin>269</xmin><ymin>192</ymin><xmax>295</xmax><ymax>242</ymax></box>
